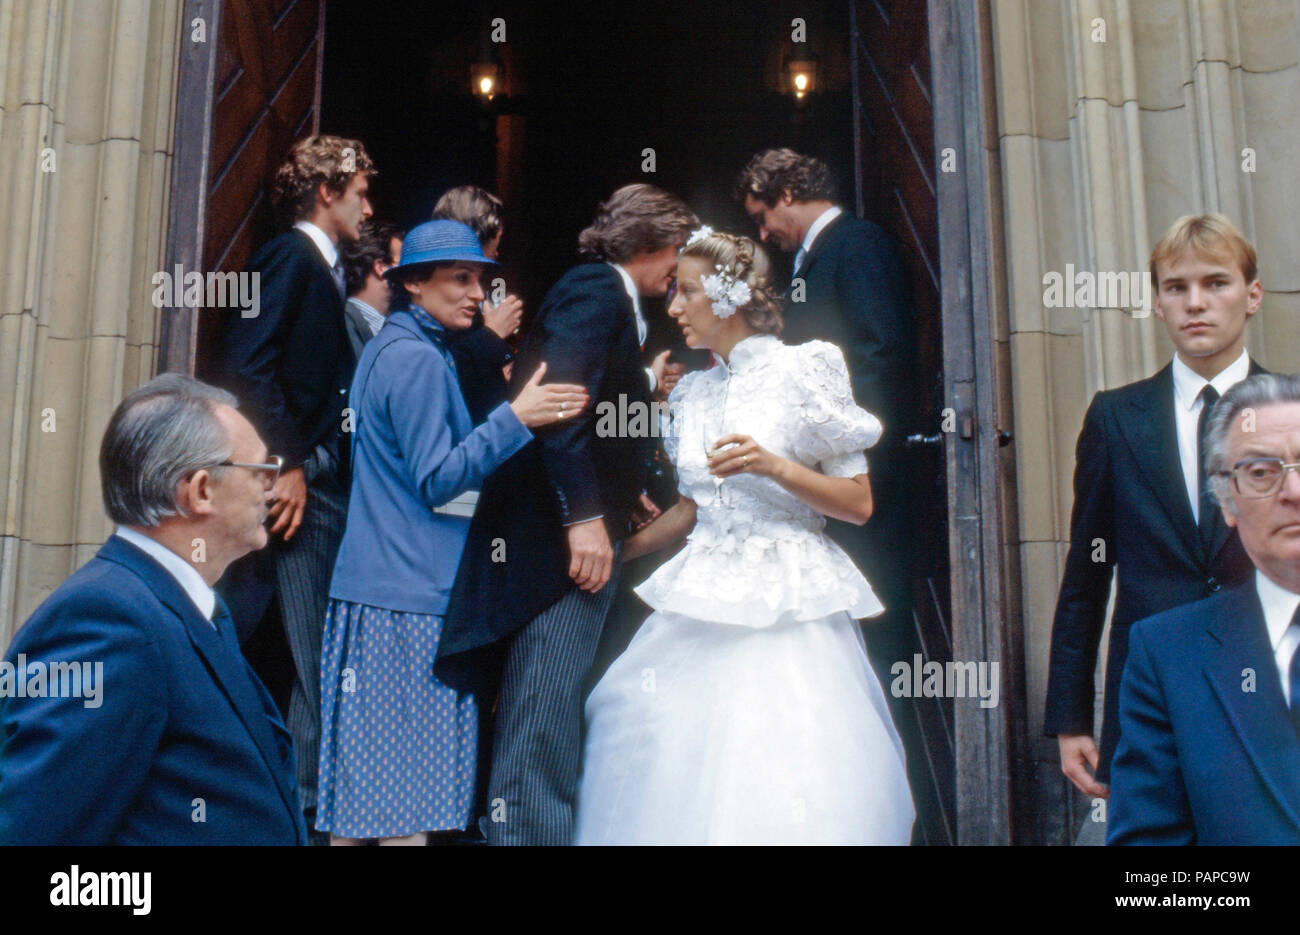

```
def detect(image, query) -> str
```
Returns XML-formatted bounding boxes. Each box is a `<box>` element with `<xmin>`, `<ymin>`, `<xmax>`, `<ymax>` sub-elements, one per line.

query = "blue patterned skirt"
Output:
<box><xmin>316</xmin><ymin>600</ymin><xmax>477</xmax><ymax>838</ymax></box>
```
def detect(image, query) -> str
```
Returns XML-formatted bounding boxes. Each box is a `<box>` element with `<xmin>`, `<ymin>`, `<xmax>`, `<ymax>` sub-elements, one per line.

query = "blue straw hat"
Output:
<box><xmin>387</xmin><ymin>220</ymin><xmax>497</xmax><ymax>274</ymax></box>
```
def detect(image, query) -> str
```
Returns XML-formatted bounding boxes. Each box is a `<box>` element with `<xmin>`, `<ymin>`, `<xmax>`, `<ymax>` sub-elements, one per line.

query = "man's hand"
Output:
<box><xmin>267</xmin><ymin>465</ymin><xmax>308</xmax><ymax>541</ymax></box>
<box><xmin>631</xmin><ymin>493</ymin><xmax>661</xmax><ymax>531</ymax></box>
<box><xmin>484</xmin><ymin>294</ymin><xmax>524</xmax><ymax>339</ymax></box>
<box><xmin>650</xmin><ymin>349</ymin><xmax>685</xmax><ymax>402</ymax></box>
<box><xmin>566</xmin><ymin>517</ymin><xmax>613</xmax><ymax>593</ymax></box>
<box><xmin>1058</xmin><ymin>733</ymin><xmax>1108</xmax><ymax>798</ymax></box>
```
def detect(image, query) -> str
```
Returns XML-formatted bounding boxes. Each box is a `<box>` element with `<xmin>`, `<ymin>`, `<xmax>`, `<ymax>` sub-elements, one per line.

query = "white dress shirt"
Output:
<box><xmin>793</xmin><ymin>205</ymin><xmax>844</xmax><ymax>278</ymax></box>
<box><xmin>1171</xmin><ymin>350</ymin><xmax>1251</xmax><ymax>523</ymax></box>
<box><xmin>609</xmin><ymin>262</ymin><xmax>656</xmax><ymax>393</ymax></box>
<box><xmin>114</xmin><ymin>526</ymin><xmax>217</xmax><ymax>626</ymax></box>
<box><xmin>293</xmin><ymin>219</ymin><xmax>338</xmax><ymax>268</ymax></box>
<box><xmin>1254</xmin><ymin>570</ymin><xmax>1300</xmax><ymax>705</ymax></box>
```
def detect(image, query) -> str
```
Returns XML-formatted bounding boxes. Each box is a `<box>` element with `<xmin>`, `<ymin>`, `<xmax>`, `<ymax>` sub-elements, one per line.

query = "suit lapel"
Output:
<box><xmin>344</xmin><ymin>300</ymin><xmax>372</xmax><ymax>358</ymax></box>
<box><xmin>1116</xmin><ymin>365</ymin><xmax>1200</xmax><ymax>559</ymax></box>
<box><xmin>178</xmin><ymin>601</ymin><xmax>303</xmax><ymax>823</ymax></box>
<box><xmin>99</xmin><ymin>537</ymin><xmax>304</xmax><ymax>827</ymax></box>
<box><xmin>787</xmin><ymin>212</ymin><xmax>845</xmax><ymax>290</ymax></box>
<box><xmin>1203</xmin><ymin>584</ymin><xmax>1300</xmax><ymax>831</ymax></box>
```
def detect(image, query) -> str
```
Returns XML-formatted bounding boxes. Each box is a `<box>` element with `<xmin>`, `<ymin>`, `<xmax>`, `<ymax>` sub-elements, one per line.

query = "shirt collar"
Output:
<box><xmin>293</xmin><ymin>220</ymin><xmax>339</xmax><ymax>268</ymax></box>
<box><xmin>114</xmin><ymin>526</ymin><xmax>216</xmax><ymax>621</ymax></box>
<box><xmin>1171</xmin><ymin>348</ymin><xmax>1251</xmax><ymax>412</ymax></box>
<box><xmin>1255</xmin><ymin>569</ymin><xmax>1300</xmax><ymax>651</ymax></box>
<box><xmin>799</xmin><ymin>205</ymin><xmax>844</xmax><ymax>256</ymax></box>
<box><xmin>349</xmin><ymin>297</ymin><xmax>385</xmax><ymax>336</ymax></box>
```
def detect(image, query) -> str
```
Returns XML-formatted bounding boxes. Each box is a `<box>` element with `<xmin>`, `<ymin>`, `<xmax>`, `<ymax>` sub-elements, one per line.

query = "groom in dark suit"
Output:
<box><xmin>1109</xmin><ymin>374</ymin><xmax>1300</xmax><ymax>844</ymax></box>
<box><xmin>444</xmin><ymin>183</ymin><xmax>695</xmax><ymax>845</ymax></box>
<box><xmin>736</xmin><ymin>148</ymin><xmax>915</xmax><ymax>705</ymax></box>
<box><xmin>1045</xmin><ymin>214</ymin><xmax>1266</xmax><ymax>842</ymax></box>
<box><xmin>214</xmin><ymin>135</ymin><xmax>374</xmax><ymax>837</ymax></box>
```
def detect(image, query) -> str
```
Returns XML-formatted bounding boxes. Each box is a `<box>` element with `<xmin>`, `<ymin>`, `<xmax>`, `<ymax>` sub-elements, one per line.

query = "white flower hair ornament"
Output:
<box><xmin>700</xmin><ymin>264</ymin><xmax>752</xmax><ymax>320</ymax></box>
<box><xmin>684</xmin><ymin>225</ymin><xmax>714</xmax><ymax>248</ymax></box>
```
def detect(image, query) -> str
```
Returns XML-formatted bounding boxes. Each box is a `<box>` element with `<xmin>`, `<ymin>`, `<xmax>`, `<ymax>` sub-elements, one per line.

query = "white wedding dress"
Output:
<box><xmin>575</xmin><ymin>335</ymin><xmax>915</xmax><ymax>845</ymax></box>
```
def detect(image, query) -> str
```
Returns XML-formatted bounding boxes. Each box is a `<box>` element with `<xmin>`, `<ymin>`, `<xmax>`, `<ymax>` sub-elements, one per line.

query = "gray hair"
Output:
<box><xmin>1204</xmin><ymin>372</ymin><xmax>1300</xmax><ymax>513</ymax></box>
<box><xmin>99</xmin><ymin>373</ymin><xmax>239</xmax><ymax>526</ymax></box>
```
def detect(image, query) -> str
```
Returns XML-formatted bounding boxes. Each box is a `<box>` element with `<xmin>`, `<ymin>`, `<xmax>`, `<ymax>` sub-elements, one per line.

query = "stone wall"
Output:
<box><xmin>991</xmin><ymin>0</ymin><xmax>1300</xmax><ymax>841</ymax></box>
<box><xmin>0</xmin><ymin>0</ymin><xmax>183</xmax><ymax>643</ymax></box>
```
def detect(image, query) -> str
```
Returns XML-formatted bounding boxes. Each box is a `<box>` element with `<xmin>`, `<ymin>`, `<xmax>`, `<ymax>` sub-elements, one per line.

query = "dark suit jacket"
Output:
<box><xmin>785</xmin><ymin>211</ymin><xmax>914</xmax><ymax>452</ymax></box>
<box><xmin>1108</xmin><ymin>582</ymin><xmax>1300</xmax><ymax>844</ymax></box>
<box><xmin>0</xmin><ymin>536</ymin><xmax>307</xmax><ymax>845</ymax></box>
<box><xmin>217</xmin><ymin>228</ymin><xmax>355</xmax><ymax>469</ymax></box>
<box><xmin>442</xmin><ymin>264</ymin><xmax>654</xmax><ymax>656</ymax></box>
<box><xmin>447</xmin><ymin>318</ymin><xmax>515</xmax><ymax>426</ymax></box>
<box><xmin>784</xmin><ymin>211</ymin><xmax>916</xmax><ymax>615</ymax></box>
<box><xmin>1045</xmin><ymin>360</ymin><xmax>1264</xmax><ymax>781</ymax></box>
<box><xmin>343</xmin><ymin>296</ymin><xmax>376</xmax><ymax>361</ymax></box>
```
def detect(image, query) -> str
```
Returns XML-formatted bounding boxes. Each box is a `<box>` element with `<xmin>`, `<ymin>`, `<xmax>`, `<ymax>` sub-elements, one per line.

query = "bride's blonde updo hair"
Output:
<box><xmin>680</xmin><ymin>231</ymin><xmax>784</xmax><ymax>336</ymax></box>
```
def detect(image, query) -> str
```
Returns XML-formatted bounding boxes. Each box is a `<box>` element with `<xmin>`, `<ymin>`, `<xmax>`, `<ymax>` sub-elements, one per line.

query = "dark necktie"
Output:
<box><xmin>212</xmin><ymin>593</ymin><xmax>239</xmax><ymax>652</ymax></box>
<box><xmin>1196</xmin><ymin>384</ymin><xmax>1221</xmax><ymax>553</ymax></box>
<box><xmin>330</xmin><ymin>261</ymin><xmax>347</xmax><ymax>303</ymax></box>
<box><xmin>1289</xmin><ymin>606</ymin><xmax>1300</xmax><ymax>738</ymax></box>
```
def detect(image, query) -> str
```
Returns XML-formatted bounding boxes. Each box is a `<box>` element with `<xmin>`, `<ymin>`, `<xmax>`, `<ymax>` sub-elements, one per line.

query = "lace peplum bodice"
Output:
<box><xmin>633</xmin><ymin>335</ymin><xmax>886</xmax><ymax>627</ymax></box>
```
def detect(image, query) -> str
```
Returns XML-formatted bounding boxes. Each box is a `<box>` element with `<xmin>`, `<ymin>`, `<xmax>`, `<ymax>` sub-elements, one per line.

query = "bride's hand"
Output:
<box><xmin>707</xmin><ymin>434</ymin><xmax>777</xmax><ymax>479</ymax></box>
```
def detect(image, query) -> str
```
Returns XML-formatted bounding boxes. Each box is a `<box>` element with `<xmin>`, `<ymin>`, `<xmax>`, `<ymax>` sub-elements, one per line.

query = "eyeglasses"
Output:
<box><xmin>1217</xmin><ymin>458</ymin><xmax>1300</xmax><ymax>498</ymax></box>
<box><xmin>216</xmin><ymin>455</ymin><xmax>283</xmax><ymax>488</ymax></box>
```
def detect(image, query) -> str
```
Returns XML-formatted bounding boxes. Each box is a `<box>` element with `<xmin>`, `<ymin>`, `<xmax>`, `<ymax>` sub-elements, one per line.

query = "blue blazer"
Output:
<box><xmin>0</xmin><ymin>536</ymin><xmax>307</xmax><ymax>845</ymax></box>
<box><xmin>1108</xmin><ymin>581</ymin><xmax>1300</xmax><ymax>844</ymax></box>
<box><xmin>328</xmin><ymin>309</ymin><xmax>532</xmax><ymax>615</ymax></box>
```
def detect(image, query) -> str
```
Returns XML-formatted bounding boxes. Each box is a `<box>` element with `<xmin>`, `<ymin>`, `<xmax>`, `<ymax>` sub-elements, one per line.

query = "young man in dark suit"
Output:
<box><xmin>736</xmin><ymin>148</ymin><xmax>916</xmax><ymax>723</ymax></box>
<box><xmin>1109</xmin><ymin>374</ymin><xmax>1300</xmax><ymax>844</ymax></box>
<box><xmin>0</xmin><ymin>375</ymin><xmax>305</xmax><ymax>844</ymax></box>
<box><xmin>214</xmin><ymin>135</ymin><xmax>373</xmax><ymax>839</ymax></box>
<box><xmin>1045</xmin><ymin>214</ymin><xmax>1266</xmax><ymax>843</ymax></box>
<box><xmin>444</xmin><ymin>183</ymin><xmax>696</xmax><ymax>845</ymax></box>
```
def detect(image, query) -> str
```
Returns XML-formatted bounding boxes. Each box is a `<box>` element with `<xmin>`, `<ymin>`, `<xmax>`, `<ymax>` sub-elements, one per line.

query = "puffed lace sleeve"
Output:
<box><xmin>788</xmin><ymin>341</ymin><xmax>882</xmax><ymax>477</ymax></box>
<box><xmin>661</xmin><ymin>369</ymin><xmax>702</xmax><ymax>467</ymax></box>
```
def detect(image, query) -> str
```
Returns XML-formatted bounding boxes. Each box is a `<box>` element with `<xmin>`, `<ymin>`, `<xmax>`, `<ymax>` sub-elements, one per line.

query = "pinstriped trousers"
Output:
<box><xmin>486</xmin><ymin>556</ymin><xmax>623</xmax><ymax>846</ymax></box>
<box><xmin>276</xmin><ymin>480</ymin><xmax>348</xmax><ymax>816</ymax></box>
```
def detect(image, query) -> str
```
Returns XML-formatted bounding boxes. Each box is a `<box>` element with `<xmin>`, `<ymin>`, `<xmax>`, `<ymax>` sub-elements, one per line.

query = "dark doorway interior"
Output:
<box><xmin>320</xmin><ymin>0</ymin><xmax>856</xmax><ymax>324</ymax></box>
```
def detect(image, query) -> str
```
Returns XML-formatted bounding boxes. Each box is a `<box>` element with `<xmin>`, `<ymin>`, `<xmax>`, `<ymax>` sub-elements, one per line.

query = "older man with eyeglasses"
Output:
<box><xmin>0</xmin><ymin>374</ymin><xmax>306</xmax><ymax>844</ymax></box>
<box><xmin>1109</xmin><ymin>372</ymin><xmax>1300</xmax><ymax>845</ymax></box>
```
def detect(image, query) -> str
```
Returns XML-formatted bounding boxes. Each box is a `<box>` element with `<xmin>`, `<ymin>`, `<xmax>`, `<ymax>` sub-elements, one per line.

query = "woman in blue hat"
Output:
<box><xmin>316</xmin><ymin>220</ymin><xmax>589</xmax><ymax>845</ymax></box>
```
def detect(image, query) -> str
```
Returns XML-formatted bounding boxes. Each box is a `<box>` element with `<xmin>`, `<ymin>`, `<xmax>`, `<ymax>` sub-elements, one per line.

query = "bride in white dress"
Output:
<box><xmin>575</xmin><ymin>229</ymin><xmax>915</xmax><ymax>845</ymax></box>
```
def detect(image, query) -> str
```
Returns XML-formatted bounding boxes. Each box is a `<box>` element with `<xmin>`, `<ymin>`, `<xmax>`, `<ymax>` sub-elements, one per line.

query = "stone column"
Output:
<box><xmin>0</xmin><ymin>0</ymin><xmax>184</xmax><ymax>643</ymax></box>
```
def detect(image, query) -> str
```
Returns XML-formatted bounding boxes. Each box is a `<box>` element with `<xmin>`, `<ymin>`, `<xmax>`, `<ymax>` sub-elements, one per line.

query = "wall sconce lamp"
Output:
<box><xmin>471</xmin><ymin>60</ymin><xmax>500</xmax><ymax>101</ymax></box>
<box><xmin>784</xmin><ymin>49</ymin><xmax>818</xmax><ymax>101</ymax></box>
